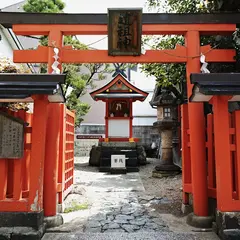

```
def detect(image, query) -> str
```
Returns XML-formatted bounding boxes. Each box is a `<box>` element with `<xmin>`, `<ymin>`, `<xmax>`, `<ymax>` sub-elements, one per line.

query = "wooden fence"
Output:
<box><xmin>58</xmin><ymin>105</ymin><xmax>75</xmax><ymax>204</ymax></box>
<box><xmin>182</xmin><ymin>104</ymin><xmax>240</xmax><ymax>210</ymax></box>
<box><xmin>0</xmin><ymin>105</ymin><xmax>75</xmax><ymax>213</ymax></box>
<box><xmin>0</xmin><ymin>110</ymin><xmax>32</xmax><ymax>211</ymax></box>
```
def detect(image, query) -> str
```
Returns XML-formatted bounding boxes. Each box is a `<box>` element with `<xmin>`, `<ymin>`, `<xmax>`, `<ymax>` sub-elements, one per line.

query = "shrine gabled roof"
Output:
<box><xmin>0</xmin><ymin>73</ymin><xmax>66</xmax><ymax>103</ymax></box>
<box><xmin>90</xmin><ymin>73</ymin><xmax>148</xmax><ymax>101</ymax></box>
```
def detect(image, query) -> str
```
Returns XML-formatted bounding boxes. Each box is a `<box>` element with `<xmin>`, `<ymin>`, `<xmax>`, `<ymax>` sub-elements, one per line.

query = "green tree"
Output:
<box><xmin>23</xmin><ymin>0</ymin><xmax>65</xmax><ymax>13</ymax></box>
<box><xmin>0</xmin><ymin>57</ymin><xmax>30</xmax><ymax>111</ymax></box>
<box><xmin>23</xmin><ymin>0</ymin><xmax>112</xmax><ymax>126</ymax></box>
<box><xmin>142</xmin><ymin>0</ymin><xmax>239</xmax><ymax>101</ymax></box>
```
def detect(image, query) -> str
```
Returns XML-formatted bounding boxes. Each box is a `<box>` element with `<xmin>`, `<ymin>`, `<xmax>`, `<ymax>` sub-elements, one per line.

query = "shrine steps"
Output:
<box><xmin>99</xmin><ymin>147</ymin><xmax>139</xmax><ymax>173</ymax></box>
<box><xmin>97</xmin><ymin>141</ymin><xmax>140</xmax><ymax>173</ymax></box>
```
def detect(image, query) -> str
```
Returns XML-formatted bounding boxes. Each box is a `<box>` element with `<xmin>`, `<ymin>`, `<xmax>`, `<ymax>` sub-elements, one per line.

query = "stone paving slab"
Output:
<box><xmin>46</xmin><ymin>159</ymin><xmax>219</xmax><ymax>240</ymax></box>
<box><xmin>42</xmin><ymin>232</ymin><xmax>220</xmax><ymax>240</ymax></box>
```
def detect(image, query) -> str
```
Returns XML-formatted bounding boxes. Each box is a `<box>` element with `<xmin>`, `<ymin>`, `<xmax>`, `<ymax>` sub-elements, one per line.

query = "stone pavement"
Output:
<box><xmin>42</xmin><ymin>157</ymin><xmax>219</xmax><ymax>239</ymax></box>
<box><xmin>84</xmin><ymin>191</ymin><xmax>169</xmax><ymax>233</ymax></box>
<box><xmin>43</xmin><ymin>232</ymin><xmax>219</xmax><ymax>240</ymax></box>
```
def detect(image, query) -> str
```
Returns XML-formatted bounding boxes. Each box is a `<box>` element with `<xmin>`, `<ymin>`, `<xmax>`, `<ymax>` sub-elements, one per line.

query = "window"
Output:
<box><xmin>163</xmin><ymin>107</ymin><xmax>171</xmax><ymax>118</ymax></box>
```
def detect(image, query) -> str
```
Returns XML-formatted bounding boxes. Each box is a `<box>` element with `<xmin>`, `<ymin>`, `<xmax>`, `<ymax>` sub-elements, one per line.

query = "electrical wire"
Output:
<box><xmin>143</xmin><ymin>42</ymin><xmax>222</xmax><ymax>59</ymax></box>
<box><xmin>85</xmin><ymin>36</ymin><xmax>108</xmax><ymax>47</ymax></box>
<box><xmin>45</xmin><ymin>36</ymin><xmax>107</xmax><ymax>50</ymax></box>
<box><xmin>45</xmin><ymin>37</ymin><xmax>223</xmax><ymax>60</ymax></box>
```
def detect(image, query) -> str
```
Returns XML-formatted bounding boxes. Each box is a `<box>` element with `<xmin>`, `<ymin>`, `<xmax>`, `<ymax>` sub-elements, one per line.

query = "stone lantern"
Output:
<box><xmin>150</xmin><ymin>87</ymin><xmax>181</xmax><ymax>178</ymax></box>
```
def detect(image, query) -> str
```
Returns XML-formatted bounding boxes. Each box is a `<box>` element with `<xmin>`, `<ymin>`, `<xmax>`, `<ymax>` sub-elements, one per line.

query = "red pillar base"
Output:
<box><xmin>186</xmin><ymin>212</ymin><xmax>214</xmax><ymax>228</ymax></box>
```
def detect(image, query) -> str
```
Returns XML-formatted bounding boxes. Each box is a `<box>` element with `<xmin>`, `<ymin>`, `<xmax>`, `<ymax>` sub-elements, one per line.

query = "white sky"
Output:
<box><xmin>0</xmin><ymin>0</ymin><xmax>150</xmax><ymax>12</ymax></box>
<box><xmin>0</xmin><ymin>0</ymin><xmax>157</xmax><ymax>100</ymax></box>
<box><xmin>0</xmin><ymin>0</ymin><xmax>153</xmax><ymax>49</ymax></box>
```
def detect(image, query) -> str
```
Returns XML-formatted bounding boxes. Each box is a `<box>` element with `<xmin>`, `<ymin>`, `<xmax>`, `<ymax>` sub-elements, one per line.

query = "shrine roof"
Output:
<box><xmin>0</xmin><ymin>73</ymin><xmax>66</xmax><ymax>103</ymax></box>
<box><xmin>190</xmin><ymin>73</ymin><xmax>240</xmax><ymax>102</ymax></box>
<box><xmin>150</xmin><ymin>84</ymin><xmax>180</xmax><ymax>107</ymax></box>
<box><xmin>90</xmin><ymin>73</ymin><xmax>148</xmax><ymax>101</ymax></box>
<box><xmin>1</xmin><ymin>12</ymin><xmax>240</xmax><ymax>27</ymax></box>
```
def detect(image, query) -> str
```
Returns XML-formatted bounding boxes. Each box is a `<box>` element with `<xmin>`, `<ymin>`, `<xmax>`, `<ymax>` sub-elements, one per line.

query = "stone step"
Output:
<box><xmin>101</xmin><ymin>151</ymin><xmax>137</xmax><ymax>159</ymax></box>
<box><xmin>99</xmin><ymin>166</ymin><xmax>139</xmax><ymax>173</ymax></box>
<box><xmin>100</xmin><ymin>142</ymin><xmax>137</xmax><ymax>148</ymax></box>
<box><xmin>101</xmin><ymin>148</ymin><xmax>137</xmax><ymax>155</ymax></box>
<box><xmin>42</xmin><ymin>232</ymin><xmax>219</xmax><ymax>240</ymax></box>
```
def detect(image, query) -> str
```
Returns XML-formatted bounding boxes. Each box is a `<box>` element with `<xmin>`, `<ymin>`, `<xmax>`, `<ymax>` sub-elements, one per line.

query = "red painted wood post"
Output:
<box><xmin>181</xmin><ymin>104</ymin><xmax>191</xmax><ymax>204</ymax></box>
<box><xmin>44</xmin><ymin>103</ymin><xmax>61</xmax><ymax>215</ymax></box>
<box><xmin>13</xmin><ymin>110</ymin><xmax>25</xmax><ymax>200</ymax></box>
<box><xmin>43</xmin><ymin>29</ymin><xmax>63</xmax><ymax>216</ymax></box>
<box><xmin>212</xmin><ymin>96</ymin><xmax>233</xmax><ymax>211</ymax></box>
<box><xmin>185</xmin><ymin>30</ymin><xmax>208</xmax><ymax>216</ymax></box>
<box><xmin>207</xmin><ymin>114</ymin><xmax>215</xmax><ymax>189</ymax></box>
<box><xmin>28</xmin><ymin>96</ymin><xmax>49</xmax><ymax>212</ymax></box>
<box><xmin>230</xmin><ymin>112</ymin><xmax>238</xmax><ymax>199</ymax></box>
<box><xmin>105</xmin><ymin>100</ymin><xmax>109</xmax><ymax>139</ymax></box>
<box><xmin>234</xmin><ymin>110</ymin><xmax>240</xmax><ymax>199</ymax></box>
<box><xmin>22</xmin><ymin>112</ymin><xmax>32</xmax><ymax>193</ymax></box>
<box><xmin>0</xmin><ymin>159</ymin><xmax>8</xmax><ymax>200</ymax></box>
<box><xmin>129</xmin><ymin>99</ymin><xmax>133</xmax><ymax>139</ymax></box>
<box><xmin>178</xmin><ymin>105</ymin><xmax>182</xmax><ymax>157</ymax></box>
<box><xmin>58</xmin><ymin>104</ymin><xmax>66</xmax><ymax>204</ymax></box>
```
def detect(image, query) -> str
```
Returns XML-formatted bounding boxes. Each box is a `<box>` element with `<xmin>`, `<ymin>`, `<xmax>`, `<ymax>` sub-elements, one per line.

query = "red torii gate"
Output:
<box><xmin>3</xmin><ymin>11</ymin><xmax>236</xmax><ymax>224</ymax></box>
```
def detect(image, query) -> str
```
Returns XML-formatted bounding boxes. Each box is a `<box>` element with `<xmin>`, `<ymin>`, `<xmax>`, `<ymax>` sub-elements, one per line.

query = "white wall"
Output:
<box><xmin>131</xmin><ymin>65</ymin><xmax>157</xmax><ymax>125</ymax></box>
<box><xmin>0</xmin><ymin>27</ymin><xmax>15</xmax><ymax>59</ymax></box>
<box><xmin>133</xmin><ymin>117</ymin><xmax>156</xmax><ymax>126</ymax></box>
<box><xmin>130</xmin><ymin>66</ymin><xmax>156</xmax><ymax>90</ymax></box>
<box><xmin>108</xmin><ymin>119</ymin><xmax>129</xmax><ymax>137</ymax></box>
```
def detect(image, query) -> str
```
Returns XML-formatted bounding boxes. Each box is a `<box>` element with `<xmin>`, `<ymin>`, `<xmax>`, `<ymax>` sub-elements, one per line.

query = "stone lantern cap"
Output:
<box><xmin>150</xmin><ymin>85</ymin><xmax>177</xmax><ymax>107</ymax></box>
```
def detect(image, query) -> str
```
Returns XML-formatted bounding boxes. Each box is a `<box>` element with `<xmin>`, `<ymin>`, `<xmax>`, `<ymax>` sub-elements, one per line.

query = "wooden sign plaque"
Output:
<box><xmin>108</xmin><ymin>8</ymin><xmax>142</xmax><ymax>56</ymax></box>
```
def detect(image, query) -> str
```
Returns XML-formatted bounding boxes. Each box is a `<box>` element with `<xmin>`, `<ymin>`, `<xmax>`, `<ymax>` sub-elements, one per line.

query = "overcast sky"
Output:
<box><xmin>0</xmin><ymin>0</ymin><xmax>150</xmax><ymax>12</ymax></box>
<box><xmin>0</xmin><ymin>0</ymin><xmax>152</xmax><ymax>48</ymax></box>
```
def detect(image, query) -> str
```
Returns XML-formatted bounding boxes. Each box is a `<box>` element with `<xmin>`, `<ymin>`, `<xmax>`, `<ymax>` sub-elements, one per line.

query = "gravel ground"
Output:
<box><xmin>44</xmin><ymin>157</ymin><xmax>219</xmax><ymax>240</ymax></box>
<box><xmin>138</xmin><ymin>158</ymin><xmax>183</xmax><ymax>217</ymax></box>
<box><xmin>65</xmin><ymin>158</ymin><xmax>183</xmax><ymax>217</ymax></box>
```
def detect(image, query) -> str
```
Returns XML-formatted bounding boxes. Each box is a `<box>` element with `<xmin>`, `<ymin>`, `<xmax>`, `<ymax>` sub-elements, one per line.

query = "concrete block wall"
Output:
<box><xmin>74</xmin><ymin>138</ymin><xmax>99</xmax><ymax>157</ymax></box>
<box><xmin>75</xmin><ymin>125</ymin><xmax>160</xmax><ymax>157</ymax></box>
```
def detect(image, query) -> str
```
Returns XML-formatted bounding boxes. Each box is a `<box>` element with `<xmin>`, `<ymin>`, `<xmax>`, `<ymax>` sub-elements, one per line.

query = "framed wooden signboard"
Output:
<box><xmin>108</xmin><ymin>8</ymin><xmax>142</xmax><ymax>56</ymax></box>
<box><xmin>0</xmin><ymin>112</ymin><xmax>24</xmax><ymax>159</ymax></box>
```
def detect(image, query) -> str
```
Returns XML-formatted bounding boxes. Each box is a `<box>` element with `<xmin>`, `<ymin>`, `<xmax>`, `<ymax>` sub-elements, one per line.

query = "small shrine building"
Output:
<box><xmin>90</xmin><ymin>73</ymin><xmax>148</xmax><ymax>173</ymax></box>
<box><xmin>90</xmin><ymin>73</ymin><xmax>148</xmax><ymax>142</ymax></box>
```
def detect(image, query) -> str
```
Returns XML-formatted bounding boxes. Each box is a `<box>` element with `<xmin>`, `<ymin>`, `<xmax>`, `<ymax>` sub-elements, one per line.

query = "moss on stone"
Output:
<box><xmin>64</xmin><ymin>201</ymin><xmax>88</xmax><ymax>213</ymax></box>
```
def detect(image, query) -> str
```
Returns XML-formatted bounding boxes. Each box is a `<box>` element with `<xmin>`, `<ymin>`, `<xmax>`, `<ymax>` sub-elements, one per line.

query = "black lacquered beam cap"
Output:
<box><xmin>1</xmin><ymin>11</ymin><xmax>240</xmax><ymax>28</ymax></box>
<box><xmin>0</xmin><ymin>73</ymin><xmax>66</xmax><ymax>103</ymax></box>
<box><xmin>190</xmin><ymin>73</ymin><xmax>240</xmax><ymax>102</ymax></box>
